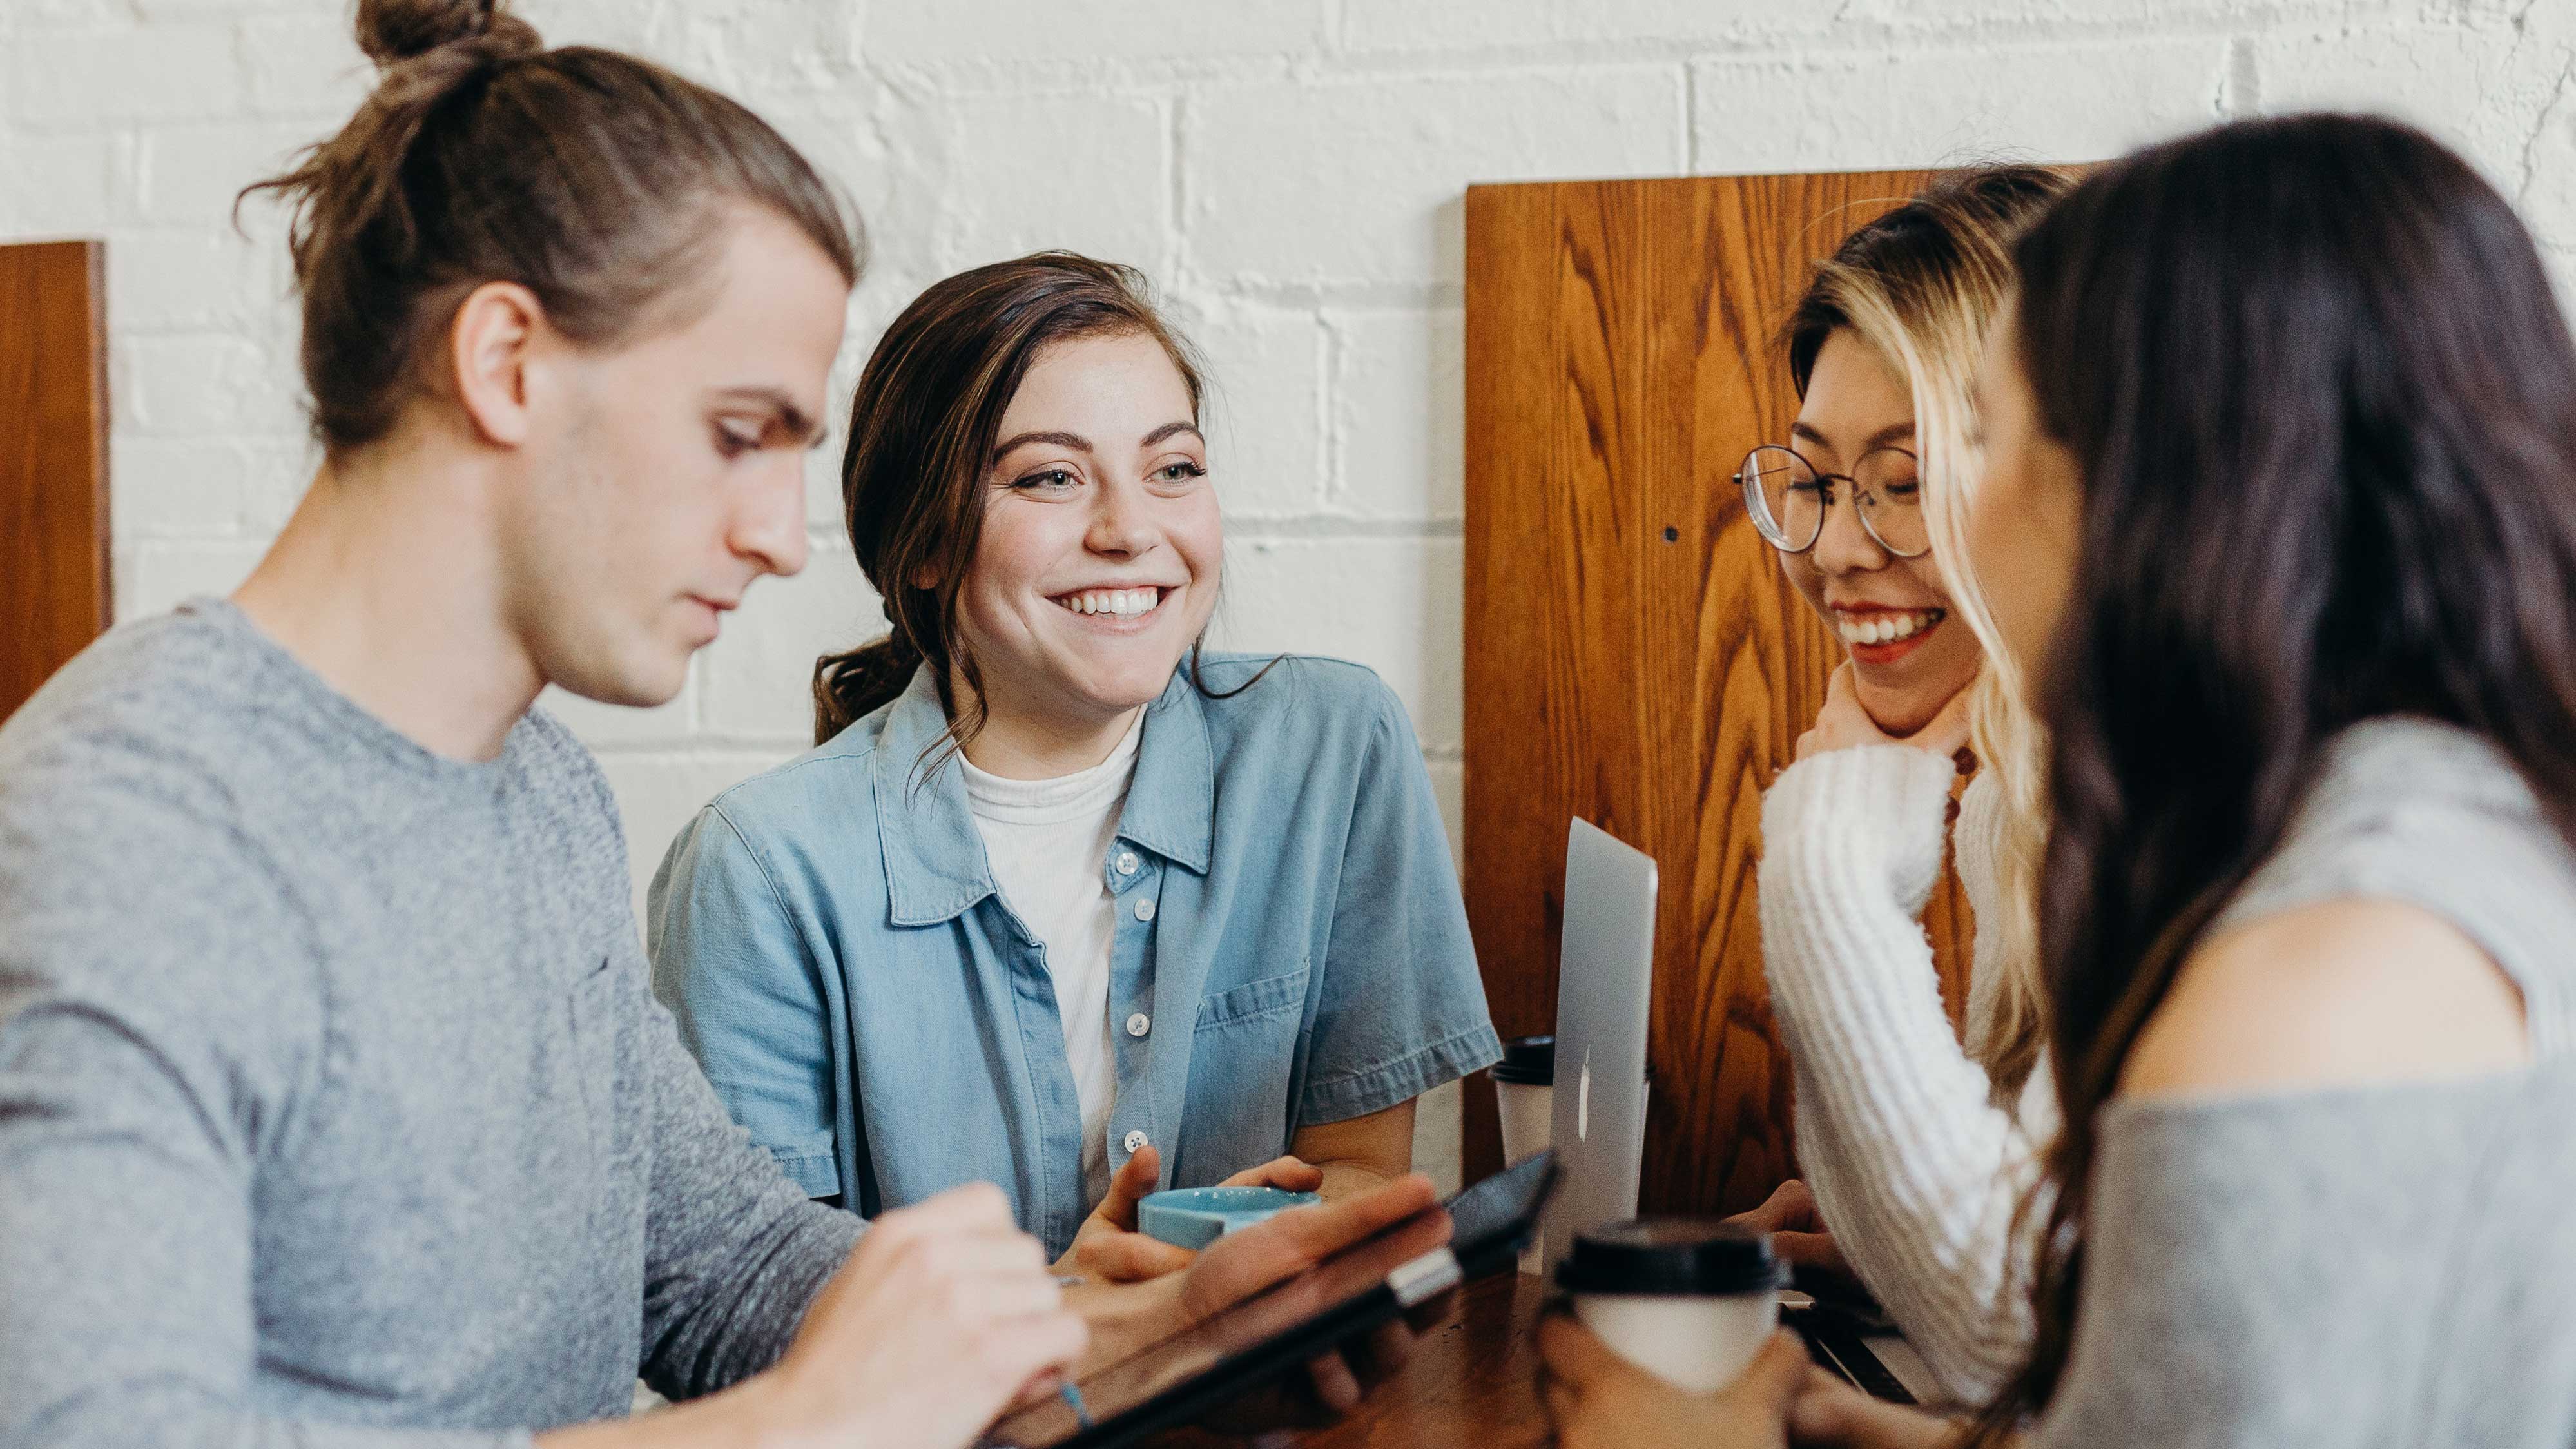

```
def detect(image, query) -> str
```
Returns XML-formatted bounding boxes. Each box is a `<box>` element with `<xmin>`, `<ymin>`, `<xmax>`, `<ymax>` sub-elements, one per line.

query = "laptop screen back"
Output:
<box><xmin>1540</xmin><ymin>817</ymin><xmax>1658</xmax><ymax>1272</ymax></box>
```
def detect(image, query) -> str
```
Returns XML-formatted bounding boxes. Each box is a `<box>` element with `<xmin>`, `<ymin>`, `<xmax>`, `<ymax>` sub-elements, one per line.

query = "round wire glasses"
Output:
<box><xmin>1733</xmin><ymin>443</ymin><xmax>1929</xmax><ymax>559</ymax></box>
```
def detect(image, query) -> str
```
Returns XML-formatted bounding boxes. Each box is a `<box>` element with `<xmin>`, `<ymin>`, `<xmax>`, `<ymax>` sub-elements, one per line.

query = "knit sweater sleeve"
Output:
<box><xmin>1758</xmin><ymin>746</ymin><xmax>2049</xmax><ymax>1405</ymax></box>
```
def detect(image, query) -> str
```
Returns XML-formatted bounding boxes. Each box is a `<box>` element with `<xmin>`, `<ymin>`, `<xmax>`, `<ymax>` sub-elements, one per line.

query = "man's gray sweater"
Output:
<box><xmin>0</xmin><ymin>599</ymin><xmax>860</xmax><ymax>1447</ymax></box>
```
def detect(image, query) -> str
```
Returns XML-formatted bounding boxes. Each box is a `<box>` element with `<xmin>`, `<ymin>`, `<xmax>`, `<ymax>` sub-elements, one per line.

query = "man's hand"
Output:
<box><xmin>1175</xmin><ymin>1172</ymin><xmax>1440</xmax><ymax>1325</ymax></box>
<box><xmin>1059</xmin><ymin>1145</ymin><xmax>1327</xmax><ymax>1283</ymax></box>
<box><xmin>1539</xmin><ymin>1315</ymin><xmax>1814</xmax><ymax>1449</ymax></box>
<box><xmin>1178</xmin><ymin>1174</ymin><xmax>1448</xmax><ymax>1424</ymax></box>
<box><xmin>1059</xmin><ymin>1172</ymin><xmax>1448</xmax><ymax>1431</ymax></box>
<box><xmin>1797</xmin><ymin>663</ymin><xmax>1975</xmax><ymax>769</ymax></box>
<box><xmin>757</xmin><ymin>1183</ymin><xmax>1086</xmax><ymax>1449</ymax></box>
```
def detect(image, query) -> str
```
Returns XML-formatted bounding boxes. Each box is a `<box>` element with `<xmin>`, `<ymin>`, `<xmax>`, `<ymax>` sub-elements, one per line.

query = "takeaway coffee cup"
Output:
<box><xmin>1493</xmin><ymin>1035</ymin><xmax>1555</xmax><ymax>1273</ymax></box>
<box><xmin>1493</xmin><ymin>1034</ymin><xmax>1556</xmax><ymax>1167</ymax></box>
<box><xmin>1493</xmin><ymin>1036</ymin><xmax>1660</xmax><ymax>1159</ymax></box>
<box><xmin>1555</xmin><ymin>1218</ymin><xmax>1786</xmax><ymax>1394</ymax></box>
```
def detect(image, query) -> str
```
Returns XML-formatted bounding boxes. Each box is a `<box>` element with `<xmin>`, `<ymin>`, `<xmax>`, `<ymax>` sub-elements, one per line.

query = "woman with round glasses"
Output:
<box><xmin>1738</xmin><ymin>419</ymin><xmax>1959</xmax><ymax>720</ymax></box>
<box><xmin>1719</xmin><ymin>165</ymin><xmax>2072</xmax><ymax>1406</ymax></box>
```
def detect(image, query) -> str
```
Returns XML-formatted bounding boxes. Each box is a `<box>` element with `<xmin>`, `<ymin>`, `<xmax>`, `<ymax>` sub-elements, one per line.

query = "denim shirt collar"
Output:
<box><xmin>871</xmin><ymin>663</ymin><xmax>1215</xmax><ymax>927</ymax></box>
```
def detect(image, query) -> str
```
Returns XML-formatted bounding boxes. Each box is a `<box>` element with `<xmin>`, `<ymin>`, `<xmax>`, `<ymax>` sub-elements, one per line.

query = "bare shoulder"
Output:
<box><xmin>2118</xmin><ymin>897</ymin><xmax>2530</xmax><ymax>1102</ymax></box>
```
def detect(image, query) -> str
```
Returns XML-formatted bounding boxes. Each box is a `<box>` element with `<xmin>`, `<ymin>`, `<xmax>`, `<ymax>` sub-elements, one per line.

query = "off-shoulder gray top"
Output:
<box><xmin>2037</xmin><ymin>718</ymin><xmax>2576</xmax><ymax>1446</ymax></box>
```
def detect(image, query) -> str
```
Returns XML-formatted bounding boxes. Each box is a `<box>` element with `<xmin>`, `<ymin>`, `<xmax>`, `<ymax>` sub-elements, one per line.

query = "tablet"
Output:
<box><xmin>987</xmin><ymin>1151</ymin><xmax>1560</xmax><ymax>1449</ymax></box>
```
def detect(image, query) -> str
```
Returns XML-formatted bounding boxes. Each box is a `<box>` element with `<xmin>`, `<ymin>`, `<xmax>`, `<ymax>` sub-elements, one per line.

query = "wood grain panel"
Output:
<box><xmin>1463</xmin><ymin>171</ymin><xmax>1979</xmax><ymax>1214</ymax></box>
<box><xmin>1460</xmin><ymin>182</ymin><xmax>1567</xmax><ymax>1178</ymax></box>
<box><xmin>1</xmin><ymin>240</ymin><xmax>111</xmax><ymax>723</ymax></box>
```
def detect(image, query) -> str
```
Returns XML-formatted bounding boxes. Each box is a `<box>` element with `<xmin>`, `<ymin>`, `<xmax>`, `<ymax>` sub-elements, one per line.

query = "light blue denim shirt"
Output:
<box><xmin>646</xmin><ymin>653</ymin><xmax>1500</xmax><ymax>1257</ymax></box>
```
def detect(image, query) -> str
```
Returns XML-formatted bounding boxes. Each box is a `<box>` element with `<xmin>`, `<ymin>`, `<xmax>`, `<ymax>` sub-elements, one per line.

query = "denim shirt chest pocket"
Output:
<box><xmin>1185</xmin><ymin>957</ymin><xmax>1313</xmax><ymax>1161</ymax></box>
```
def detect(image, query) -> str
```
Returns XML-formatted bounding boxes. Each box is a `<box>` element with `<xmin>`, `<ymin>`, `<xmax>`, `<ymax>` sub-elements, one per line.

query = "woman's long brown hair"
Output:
<box><xmin>1968</xmin><ymin>114</ymin><xmax>2576</xmax><ymax>1439</ymax></box>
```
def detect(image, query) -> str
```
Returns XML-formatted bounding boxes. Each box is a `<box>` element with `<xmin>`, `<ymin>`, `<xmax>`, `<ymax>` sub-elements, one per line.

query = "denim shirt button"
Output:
<box><xmin>1115</xmin><ymin>851</ymin><xmax>1140</xmax><ymax>875</ymax></box>
<box><xmin>1133</xmin><ymin>897</ymin><xmax>1156</xmax><ymax>922</ymax></box>
<box><xmin>1123</xmin><ymin>1129</ymin><xmax>1148</xmax><ymax>1154</ymax></box>
<box><xmin>1126</xmin><ymin>1012</ymin><xmax>1151</xmax><ymax>1038</ymax></box>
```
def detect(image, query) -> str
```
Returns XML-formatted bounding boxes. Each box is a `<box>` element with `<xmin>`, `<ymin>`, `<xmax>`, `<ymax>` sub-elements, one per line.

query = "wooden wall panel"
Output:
<box><xmin>1464</xmin><ymin>172</ymin><xmax>1977</xmax><ymax>1214</ymax></box>
<box><xmin>1</xmin><ymin>240</ymin><xmax>111</xmax><ymax>723</ymax></box>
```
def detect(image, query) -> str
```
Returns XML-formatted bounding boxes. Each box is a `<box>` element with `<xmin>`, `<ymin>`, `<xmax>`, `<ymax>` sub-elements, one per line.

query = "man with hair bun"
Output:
<box><xmin>0</xmin><ymin>3</ymin><xmax>1437</xmax><ymax>1446</ymax></box>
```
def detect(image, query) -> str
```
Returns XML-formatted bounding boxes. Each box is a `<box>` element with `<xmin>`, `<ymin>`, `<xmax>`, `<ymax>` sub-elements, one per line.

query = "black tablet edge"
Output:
<box><xmin>1036</xmin><ymin>1155</ymin><xmax>1555</xmax><ymax>1449</ymax></box>
<box><xmin>1785</xmin><ymin>1304</ymin><xmax>1916</xmax><ymax>1405</ymax></box>
<box><xmin>1047</xmin><ymin>1277</ymin><xmax>1406</xmax><ymax>1449</ymax></box>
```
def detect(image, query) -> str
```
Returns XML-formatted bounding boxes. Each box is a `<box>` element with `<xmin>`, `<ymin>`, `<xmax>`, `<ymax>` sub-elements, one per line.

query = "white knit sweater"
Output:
<box><xmin>1758</xmin><ymin>745</ymin><xmax>2057</xmax><ymax>1405</ymax></box>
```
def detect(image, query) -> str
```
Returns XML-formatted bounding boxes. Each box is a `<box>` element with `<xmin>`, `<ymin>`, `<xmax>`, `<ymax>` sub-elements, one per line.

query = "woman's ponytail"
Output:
<box><xmin>812</xmin><ymin>632</ymin><xmax>924</xmax><ymax>745</ymax></box>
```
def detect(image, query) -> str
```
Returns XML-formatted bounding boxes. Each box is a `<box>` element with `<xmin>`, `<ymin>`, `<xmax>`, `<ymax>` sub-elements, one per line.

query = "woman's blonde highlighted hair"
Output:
<box><xmin>1783</xmin><ymin>165</ymin><xmax>2072</xmax><ymax>1102</ymax></box>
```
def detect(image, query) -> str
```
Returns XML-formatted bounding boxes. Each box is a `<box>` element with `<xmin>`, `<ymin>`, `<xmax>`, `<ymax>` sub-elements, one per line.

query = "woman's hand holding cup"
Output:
<box><xmin>1539</xmin><ymin>1315</ymin><xmax>1814</xmax><ymax>1449</ymax></box>
<box><xmin>1062</xmin><ymin>1145</ymin><xmax>1326</xmax><ymax>1283</ymax></box>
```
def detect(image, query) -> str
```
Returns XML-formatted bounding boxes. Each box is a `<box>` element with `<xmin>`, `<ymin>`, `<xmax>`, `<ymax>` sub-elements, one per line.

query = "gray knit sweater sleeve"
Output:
<box><xmin>519</xmin><ymin>710</ymin><xmax>866</xmax><ymax>1404</ymax></box>
<box><xmin>632</xmin><ymin>978</ymin><xmax>863</xmax><ymax>1399</ymax></box>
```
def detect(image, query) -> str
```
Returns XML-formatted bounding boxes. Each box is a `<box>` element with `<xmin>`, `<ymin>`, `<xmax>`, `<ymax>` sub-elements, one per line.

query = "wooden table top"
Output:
<box><xmin>1148</xmin><ymin>1270</ymin><xmax>1553</xmax><ymax>1449</ymax></box>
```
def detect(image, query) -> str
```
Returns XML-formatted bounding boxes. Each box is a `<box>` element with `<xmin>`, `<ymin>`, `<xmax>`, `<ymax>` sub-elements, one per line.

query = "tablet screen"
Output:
<box><xmin>988</xmin><ymin>1152</ymin><xmax>1557</xmax><ymax>1448</ymax></box>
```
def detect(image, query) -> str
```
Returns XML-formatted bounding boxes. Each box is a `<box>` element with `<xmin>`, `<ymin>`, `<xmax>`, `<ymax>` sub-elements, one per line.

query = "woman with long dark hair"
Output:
<box><xmin>1542</xmin><ymin>112</ymin><xmax>2576</xmax><ymax>1448</ymax></box>
<box><xmin>648</xmin><ymin>253</ymin><xmax>1499</xmax><ymax>1278</ymax></box>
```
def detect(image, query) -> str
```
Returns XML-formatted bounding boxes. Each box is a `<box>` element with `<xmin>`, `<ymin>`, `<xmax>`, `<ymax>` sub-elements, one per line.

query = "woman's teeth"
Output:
<box><xmin>1055</xmin><ymin>587</ymin><xmax>1163</xmax><ymax>618</ymax></box>
<box><xmin>1837</xmin><ymin>608</ymin><xmax>1944</xmax><ymax>646</ymax></box>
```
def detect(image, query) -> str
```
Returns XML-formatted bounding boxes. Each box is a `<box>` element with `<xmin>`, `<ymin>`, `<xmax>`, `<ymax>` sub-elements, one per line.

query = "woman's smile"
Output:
<box><xmin>1047</xmin><ymin>584</ymin><xmax>1174</xmax><ymax>627</ymax></box>
<box><xmin>1832</xmin><ymin>602</ymin><xmax>1948</xmax><ymax>661</ymax></box>
<box><xmin>1781</xmin><ymin>330</ymin><xmax>1985</xmax><ymax>735</ymax></box>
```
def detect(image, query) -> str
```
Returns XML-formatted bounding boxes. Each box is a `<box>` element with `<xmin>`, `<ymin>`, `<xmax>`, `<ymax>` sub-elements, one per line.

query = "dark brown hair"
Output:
<box><xmin>1971</xmin><ymin>114</ymin><xmax>2576</xmax><ymax>1437</ymax></box>
<box><xmin>241</xmin><ymin>0</ymin><xmax>860</xmax><ymax>455</ymax></box>
<box><xmin>815</xmin><ymin>251</ymin><xmax>1262</xmax><ymax>760</ymax></box>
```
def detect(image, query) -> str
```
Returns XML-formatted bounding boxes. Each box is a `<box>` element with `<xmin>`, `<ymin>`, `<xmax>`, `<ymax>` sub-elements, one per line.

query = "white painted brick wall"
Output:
<box><xmin>10</xmin><ymin>0</ymin><xmax>2576</xmax><ymax>1192</ymax></box>
<box><xmin>1693</xmin><ymin>37</ymin><xmax>2235</xmax><ymax>170</ymax></box>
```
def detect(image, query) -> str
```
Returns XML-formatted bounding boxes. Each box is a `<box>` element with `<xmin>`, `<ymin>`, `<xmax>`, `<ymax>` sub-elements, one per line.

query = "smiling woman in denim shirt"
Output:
<box><xmin>646</xmin><ymin>252</ymin><xmax>1500</xmax><ymax>1276</ymax></box>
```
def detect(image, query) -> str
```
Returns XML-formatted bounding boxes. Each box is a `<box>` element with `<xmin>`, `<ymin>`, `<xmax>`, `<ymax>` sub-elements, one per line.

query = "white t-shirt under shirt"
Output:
<box><xmin>959</xmin><ymin>714</ymin><xmax>1145</xmax><ymax>1209</ymax></box>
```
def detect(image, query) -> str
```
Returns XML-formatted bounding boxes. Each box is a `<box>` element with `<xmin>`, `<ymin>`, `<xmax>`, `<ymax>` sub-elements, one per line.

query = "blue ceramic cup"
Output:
<box><xmin>1135</xmin><ymin>1185</ymin><xmax>1322</xmax><ymax>1251</ymax></box>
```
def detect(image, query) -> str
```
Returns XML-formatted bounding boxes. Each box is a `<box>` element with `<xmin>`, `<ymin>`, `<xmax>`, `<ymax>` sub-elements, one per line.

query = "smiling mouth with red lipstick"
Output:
<box><xmin>1830</xmin><ymin>601</ymin><xmax>1948</xmax><ymax>666</ymax></box>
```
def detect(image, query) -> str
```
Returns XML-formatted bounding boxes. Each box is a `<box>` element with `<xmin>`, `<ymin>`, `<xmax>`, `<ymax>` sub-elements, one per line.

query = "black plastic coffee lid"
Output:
<box><xmin>1492</xmin><ymin>1035</ymin><xmax>1555</xmax><ymax>1085</ymax></box>
<box><xmin>1554</xmin><ymin>1217</ymin><xmax>1785</xmax><ymax>1296</ymax></box>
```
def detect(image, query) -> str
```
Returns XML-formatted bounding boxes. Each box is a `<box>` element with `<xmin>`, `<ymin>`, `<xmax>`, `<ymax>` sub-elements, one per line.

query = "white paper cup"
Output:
<box><xmin>1492</xmin><ymin>1036</ymin><xmax>1557</xmax><ymax>1274</ymax></box>
<box><xmin>1556</xmin><ymin>1218</ymin><xmax>1785</xmax><ymax>1393</ymax></box>
<box><xmin>1493</xmin><ymin>1035</ymin><xmax>1557</xmax><ymax>1163</ymax></box>
<box><xmin>1496</xmin><ymin>1080</ymin><xmax>1552</xmax><ymax>1275</ymax></box>
<box><xmin>1496</xmin><ymin>1080</ymin><xmax>1553</xmax><ymax>1166</ymax></box>
<box><xmin>1572</xmin><ymin>1289</ymin><xmax>1779</xmax><ymax>1394</ymax></box>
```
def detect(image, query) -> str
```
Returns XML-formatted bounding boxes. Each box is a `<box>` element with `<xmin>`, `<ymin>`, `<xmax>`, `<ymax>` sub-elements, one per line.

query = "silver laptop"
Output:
<box><xmin>1538</xmin><ymin>817</ymin><xmax>1658</xmax><ymax>1273</ymax></box>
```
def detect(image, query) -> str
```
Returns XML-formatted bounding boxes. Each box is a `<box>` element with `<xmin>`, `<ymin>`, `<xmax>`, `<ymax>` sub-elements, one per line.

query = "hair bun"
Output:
<box><xmin>356</xmin><ymin>0</ymin><xmax>541</xmax><ymax>66</ymax></box>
